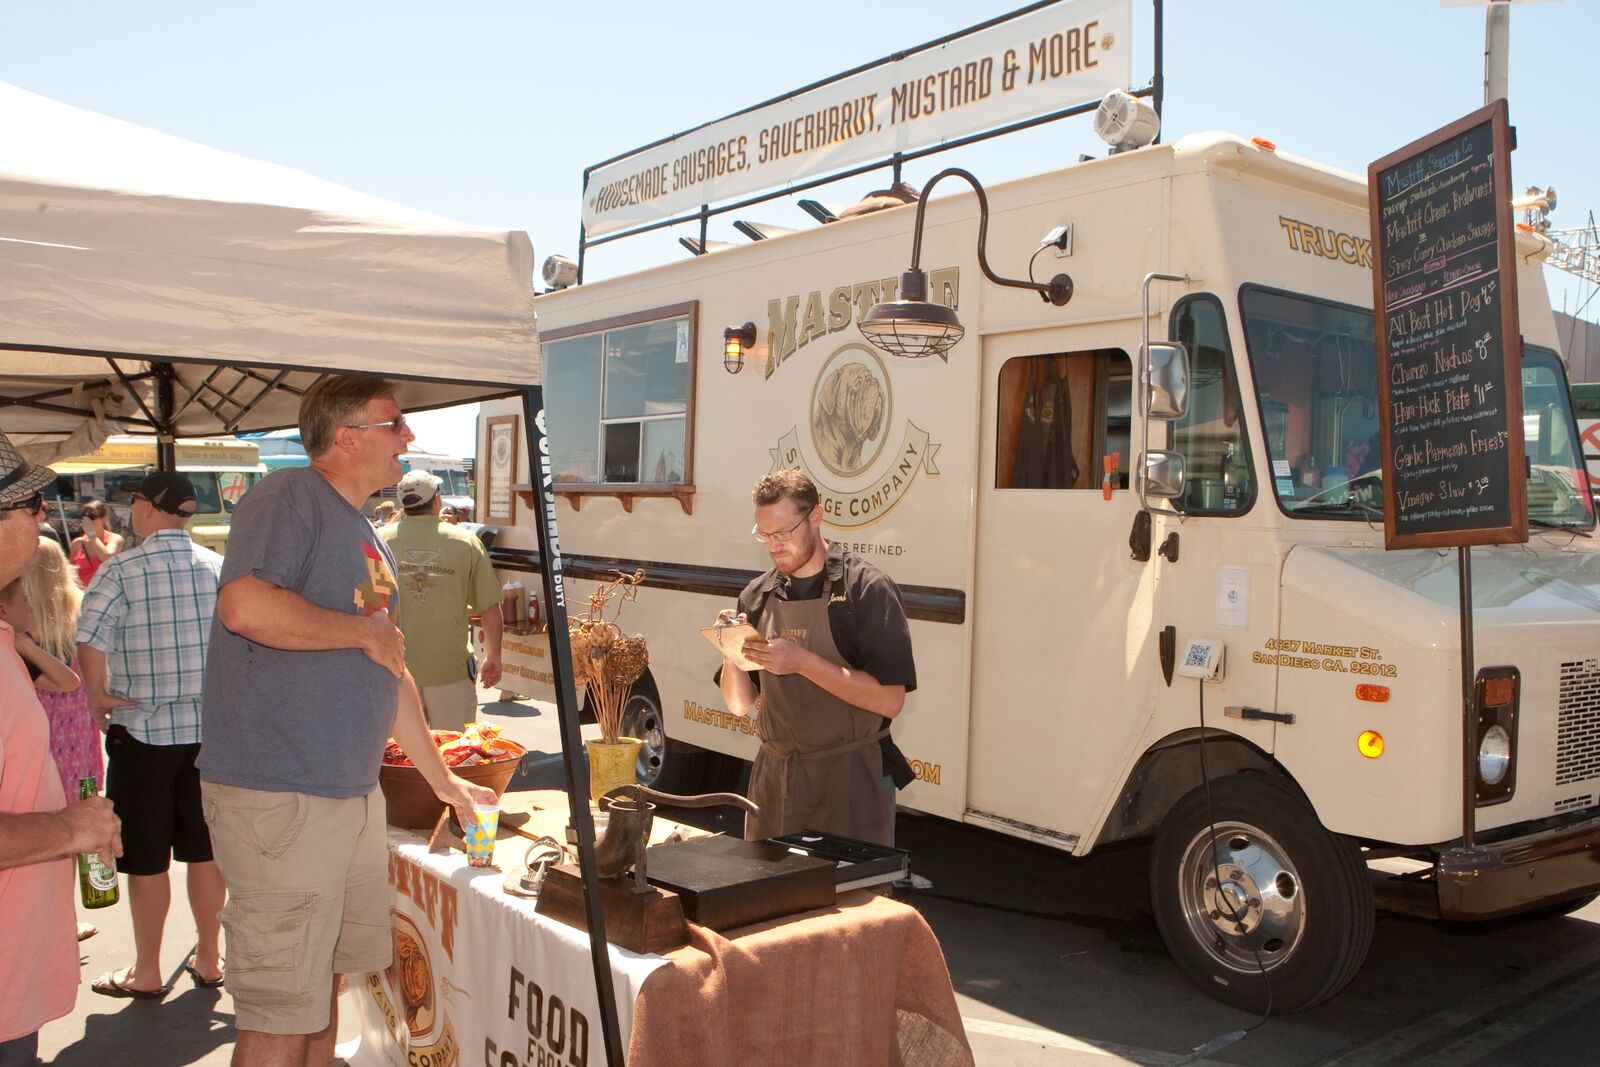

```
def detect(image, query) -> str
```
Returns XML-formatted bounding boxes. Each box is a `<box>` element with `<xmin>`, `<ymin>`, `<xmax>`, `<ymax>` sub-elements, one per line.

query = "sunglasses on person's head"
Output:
<box><xmin>0</xmin><ymin>492</ymin><xmax>43</xmax><ymax>515</ymax></box>
<box><xmin>344</xmin><ymin>414</ymin><xmax>409</xmax><ymax>435</ymax></box>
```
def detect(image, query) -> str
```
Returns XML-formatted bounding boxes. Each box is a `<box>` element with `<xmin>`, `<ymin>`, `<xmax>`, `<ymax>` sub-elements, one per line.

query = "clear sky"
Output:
<box><xmin>5</xmin><ymin>0</ymin><xmax>1596</xmax><ymax>455</ymax></box>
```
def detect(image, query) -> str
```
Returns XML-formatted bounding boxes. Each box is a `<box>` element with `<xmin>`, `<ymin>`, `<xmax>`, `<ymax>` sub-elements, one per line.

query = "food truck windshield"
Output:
<box><xmin>1218</xmin><ymin>288</ymin><xmax>1593</xmax><ymax>530</ymax></box>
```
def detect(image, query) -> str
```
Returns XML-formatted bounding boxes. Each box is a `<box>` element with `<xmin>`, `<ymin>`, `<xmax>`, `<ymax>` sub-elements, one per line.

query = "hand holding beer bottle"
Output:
<box><xmin>68</xmin><ymin>778</ymin><xmax>121</xmax><ymax>908</ymax></box>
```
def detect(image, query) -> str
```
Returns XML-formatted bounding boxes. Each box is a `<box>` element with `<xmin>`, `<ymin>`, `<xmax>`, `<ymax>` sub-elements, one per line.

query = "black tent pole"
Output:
<box><xmin>519</xmin><ymin>387</ymin><xmax>626</xmax><ymax>1066</ymax></box>
<box><xmin>155</xmin><ymin>362</ymin><xmax>176</xmax><ymax>472</ymax></box>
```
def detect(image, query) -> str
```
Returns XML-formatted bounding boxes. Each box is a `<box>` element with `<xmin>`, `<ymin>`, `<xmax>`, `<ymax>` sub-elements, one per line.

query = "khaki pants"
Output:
<box><xmin>420</xmin><ymin>678</ymin><xmax>478</xmax><ymax>731</ymax></box>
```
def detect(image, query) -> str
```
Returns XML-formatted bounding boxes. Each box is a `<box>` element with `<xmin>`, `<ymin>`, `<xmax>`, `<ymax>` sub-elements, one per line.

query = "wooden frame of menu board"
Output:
<box><xmin>1369</xmin><ymin>99</ymin><xmax>1526</xmax><ymax>550</ymax></box>
<box><xmin>483</xmin><ymin>413</ymin><xmax>519</xmax><ymax>523</ymax></box>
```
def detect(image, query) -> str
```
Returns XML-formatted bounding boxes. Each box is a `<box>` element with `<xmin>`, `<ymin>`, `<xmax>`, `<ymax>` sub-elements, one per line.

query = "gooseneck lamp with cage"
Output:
<box><xmin>860</xmin><ymin>167</ymin><xmax>1073</xmax><ymax>360</ymax></box>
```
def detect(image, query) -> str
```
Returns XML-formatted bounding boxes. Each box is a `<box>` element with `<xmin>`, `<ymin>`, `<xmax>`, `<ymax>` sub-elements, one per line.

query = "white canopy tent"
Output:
<box><xmin>0</xmin><ymin>81</ymin><xmax>540</xmax><ymax>452</ymax></box>
<box><xmin>0</xmin><ymin>84</ymin><xmax>631</xmax><ymax>1063</ymax></box>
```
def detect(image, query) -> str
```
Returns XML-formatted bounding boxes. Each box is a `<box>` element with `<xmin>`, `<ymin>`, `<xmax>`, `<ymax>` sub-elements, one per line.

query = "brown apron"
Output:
<box><xmin>744</xmin><ymin>572</ymin><xmax>893</xmax><ymax>846</ymax></box>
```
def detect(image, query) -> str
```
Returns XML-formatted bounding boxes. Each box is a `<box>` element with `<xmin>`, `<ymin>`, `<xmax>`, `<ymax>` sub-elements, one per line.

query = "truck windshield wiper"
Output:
<box><xmin>1289</xmin><ymin>501</ymin><xmax>1385</xmax><ymax>517</ymax></box>
<box><xmin>1528</xmin><ymin>518</ymin><xmax>1594</xmax><ymax>536</ymax></box>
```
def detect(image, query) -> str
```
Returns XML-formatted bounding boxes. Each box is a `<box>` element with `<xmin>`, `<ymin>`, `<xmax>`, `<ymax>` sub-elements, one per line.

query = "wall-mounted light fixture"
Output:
<box><xmin>723</xmin><ymin>322</ymin><xmax>757</xmax><ymax>374</ymax></box>
<box><xmin>860</xmin><ymin>167</ymin><xmax>1072</xmax><ymax>360</ymax></box>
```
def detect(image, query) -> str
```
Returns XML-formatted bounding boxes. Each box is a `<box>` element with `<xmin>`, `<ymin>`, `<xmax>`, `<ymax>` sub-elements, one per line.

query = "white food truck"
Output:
<box><xmin>485</xmin><ymin>129</ymin><xmax>1600</xmax><ymax>1011</ymax></box>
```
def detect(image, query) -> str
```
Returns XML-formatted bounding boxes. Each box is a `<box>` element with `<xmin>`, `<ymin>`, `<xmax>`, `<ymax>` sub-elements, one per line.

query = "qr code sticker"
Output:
<box><xmin>1184</xmin><ymin>644</ymin><xmax>1211</xmax><ymax>669</ymax></box>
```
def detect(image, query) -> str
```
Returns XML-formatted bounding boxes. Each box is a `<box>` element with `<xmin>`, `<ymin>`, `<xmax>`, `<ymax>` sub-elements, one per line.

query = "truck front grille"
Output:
<box><xmin>1556</xmin><ymin>660</ymin><xmax>1600</xmax><ymax>786</ymax></box>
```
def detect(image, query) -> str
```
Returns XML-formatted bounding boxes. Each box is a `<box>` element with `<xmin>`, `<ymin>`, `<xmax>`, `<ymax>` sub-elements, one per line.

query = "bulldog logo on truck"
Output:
<box><xmin>770</xmin><ymin>341</ymin><xmax>939</xmax><ymax>528</ymax></box>
<box><xmin>810</xmin><ymin>345</ymin><xmax>890</xmax><ymax>477</ymax></box>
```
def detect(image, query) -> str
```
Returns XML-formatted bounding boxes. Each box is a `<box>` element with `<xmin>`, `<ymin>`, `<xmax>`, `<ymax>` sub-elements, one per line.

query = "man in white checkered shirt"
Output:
<box><xmin>75</xmin><ymin>470</ymin><xmax>226</xmax><ymax>1001</ymax></box>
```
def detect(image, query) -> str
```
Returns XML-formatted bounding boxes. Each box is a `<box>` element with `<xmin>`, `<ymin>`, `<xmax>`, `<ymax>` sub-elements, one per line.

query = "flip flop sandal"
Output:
<box><xmin>184</xmin><ymin>955</ymin><xmax>225</xmax><ymax>989</ymax></box>
<box><xmin>76</xmin><ymin>922</ymin><xmax>98</xmax><ymax>942</ymax></box>
<box><xmin>91</xmin><ymin>972</ymin><xmax>169</xmax><ymax>1000</ymax></box>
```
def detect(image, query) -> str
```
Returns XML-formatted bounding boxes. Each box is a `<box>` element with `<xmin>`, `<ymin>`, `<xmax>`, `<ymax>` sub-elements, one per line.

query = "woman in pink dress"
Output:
<box><xmin>25</xmin><ymin>537</ymin><xmax>100</xmax><ymax>796</ymax></box>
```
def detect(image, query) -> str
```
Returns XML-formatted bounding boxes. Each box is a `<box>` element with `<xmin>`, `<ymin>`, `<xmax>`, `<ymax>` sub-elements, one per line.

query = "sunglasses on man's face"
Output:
<box><xmin>0</xmin><ymin>492</ymin><xmax>44</xmax><ymax>516</ymax></box>
<box><xmin>344</xmin><ymin>414</ymin><xmax>409</xmax><ymax>436</ymax></box>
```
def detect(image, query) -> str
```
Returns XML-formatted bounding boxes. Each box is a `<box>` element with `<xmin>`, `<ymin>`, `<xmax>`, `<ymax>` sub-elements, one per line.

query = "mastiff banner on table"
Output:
<box><xmin>582</xmin><ymin>0</ymin><xmax>1131</xmax><ymax>237</ymax></box>
<box><xmin>347</xmin><ymin>834</ymin><xmax>666</xmax><ymax>1067</ymax></box>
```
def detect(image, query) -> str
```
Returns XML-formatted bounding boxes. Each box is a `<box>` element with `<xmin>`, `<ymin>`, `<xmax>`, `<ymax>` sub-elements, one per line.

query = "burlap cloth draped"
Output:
<box><xmin>626</xmin><ymin>890</ymin><xmax>974</xmax><ymax>1067</ymax></box>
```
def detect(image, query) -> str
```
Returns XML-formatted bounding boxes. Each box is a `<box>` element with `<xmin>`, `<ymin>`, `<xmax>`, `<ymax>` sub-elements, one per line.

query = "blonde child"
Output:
<box><xmin>0</xmin><ymin>575</ymin><xmax>78</xmax><ymax>694</ymax></box>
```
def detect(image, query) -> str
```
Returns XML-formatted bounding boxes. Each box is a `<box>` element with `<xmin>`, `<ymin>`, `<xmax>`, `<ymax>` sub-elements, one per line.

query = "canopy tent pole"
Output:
<box><xmin>155</xmin><ymin>363</ymin><xmax>176</xmax><ymax>471</ymax></box>
<box><xmin>520</xmin><ymin>387</ymin><xmax>627</xmax><ymax>1066</ymax></box>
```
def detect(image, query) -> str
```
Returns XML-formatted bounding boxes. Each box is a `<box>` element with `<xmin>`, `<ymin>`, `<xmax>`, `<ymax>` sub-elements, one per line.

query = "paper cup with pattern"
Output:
<box><xmin>463</xmin><ymin>805</ymin><xmax>500</xmax><ymax>867</ymax></box>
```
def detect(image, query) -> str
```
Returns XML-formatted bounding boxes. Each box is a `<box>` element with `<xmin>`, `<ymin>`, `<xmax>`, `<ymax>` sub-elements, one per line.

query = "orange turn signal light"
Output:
<box><xmin>1252</xmin><ymin>136</ymin><xmax>1278</xmax><ymax>151</ymax></box>
<box><xmin>1483</xmin><ymin>678</ymin><xmax>1515</xmax><ymax>707</ymax></box>
<box><xmin>1355</xmin><ymin>684</ymin><xmax>1390</xmax><ymax>703</ymax></box>
<box><xmin>1358</xmin><ymin>730</ymin><xmax>1385</xmax><ymax>759</ymax></box>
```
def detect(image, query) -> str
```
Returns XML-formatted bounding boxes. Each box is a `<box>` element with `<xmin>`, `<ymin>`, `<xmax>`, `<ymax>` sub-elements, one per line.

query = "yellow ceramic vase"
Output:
<box><xmin>586</xmin><ymin>737</ymin><xmax>642</xmax><ymax>802</ymax></box>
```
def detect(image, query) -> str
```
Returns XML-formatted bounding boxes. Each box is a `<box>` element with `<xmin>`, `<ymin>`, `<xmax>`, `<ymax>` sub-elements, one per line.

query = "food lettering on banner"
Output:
<box><xmin>484</xmin><ymin>967</ymin><xmax>591</xmax><ymax>1067</ymax></box>
<box><xmin>1369</xmin><ymin>99</ymin><xmax>1527</xmax><ymax>549</ymax></box>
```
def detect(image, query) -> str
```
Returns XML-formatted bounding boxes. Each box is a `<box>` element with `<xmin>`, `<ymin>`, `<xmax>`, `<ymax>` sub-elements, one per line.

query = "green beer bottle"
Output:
<box><xmin>76</xmin><ymin>777</ymin><xmax>119</xmax><ymax>909</ymax></box>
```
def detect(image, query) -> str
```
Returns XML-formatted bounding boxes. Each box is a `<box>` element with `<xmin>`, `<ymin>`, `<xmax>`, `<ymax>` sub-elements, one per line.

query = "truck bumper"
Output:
<box><xmin>1436</xmin><ymin>816</ymin><xmax>1600</xmax><ymax>920</ymax></box>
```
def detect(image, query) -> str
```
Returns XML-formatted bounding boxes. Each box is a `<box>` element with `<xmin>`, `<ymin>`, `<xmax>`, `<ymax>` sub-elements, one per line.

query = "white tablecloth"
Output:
<box><xmin>344</xmin><ymin>828</ymin><xmax>667</xmax><ymax>1066</ymax></box>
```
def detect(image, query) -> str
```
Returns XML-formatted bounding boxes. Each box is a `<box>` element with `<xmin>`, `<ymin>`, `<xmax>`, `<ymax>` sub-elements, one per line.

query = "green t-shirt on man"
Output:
<box><xmin>380</xmin><ymin>515</ymin><xmax>501</xmax><ymax>688</ymax></box>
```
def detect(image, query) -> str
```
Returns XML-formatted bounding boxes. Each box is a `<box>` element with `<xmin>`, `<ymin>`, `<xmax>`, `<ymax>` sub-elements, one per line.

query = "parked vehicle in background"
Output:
<box><xmin>484</xmin><ymin>130</ymin><xmax>1600</xmax><ymax>1013</ymax></box>
<box><xmin>45</xmin><ymin>436</ymin><xmax>263</xmax><ymax>553</ymax></box>
<box><xmin>1574</xmin><ymin>382</ymin><xmax>1600</xmax><ymax>506</ymax></box>
<box><xmin>376</xmin><ymin>449</ymin><xmax>475</xmax><ymax>521</ymax></box>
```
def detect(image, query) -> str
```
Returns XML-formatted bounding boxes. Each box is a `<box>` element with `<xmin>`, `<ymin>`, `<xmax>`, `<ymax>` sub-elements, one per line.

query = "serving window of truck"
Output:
<box><xmin>541</xmin><ymin>303</ymin><xmax>699</xmax><ymax>511</ymax></box>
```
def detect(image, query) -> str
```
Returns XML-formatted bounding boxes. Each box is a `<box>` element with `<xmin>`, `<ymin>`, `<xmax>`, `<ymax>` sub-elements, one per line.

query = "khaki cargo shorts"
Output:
<box><xmin>201</xmin><ymin>781</ymin><xmax>392</xmax><ymax>1035</ymax></box>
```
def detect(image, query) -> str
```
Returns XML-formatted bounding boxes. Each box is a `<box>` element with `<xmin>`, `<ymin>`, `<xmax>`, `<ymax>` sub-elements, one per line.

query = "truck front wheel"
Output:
<box><xmin>1150</xmin><ymin>776</ymin><xmax>1373</xmax><ymax>1013</ymax></box>
<box><xmin>619</xmin><ymin>685</ymin><xmax>705</xmax><ymax>795</ymax></box>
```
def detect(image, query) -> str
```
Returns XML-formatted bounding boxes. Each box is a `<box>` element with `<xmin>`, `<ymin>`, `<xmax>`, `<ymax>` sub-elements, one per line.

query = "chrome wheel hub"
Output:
<box><xmin>1179</xmin><ymin>820</ymin><xmax>1306</xmax><ymax>973</ymax></box>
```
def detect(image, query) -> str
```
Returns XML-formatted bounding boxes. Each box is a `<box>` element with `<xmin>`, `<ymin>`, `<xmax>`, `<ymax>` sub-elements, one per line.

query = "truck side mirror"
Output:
<box><xmin>1139</xmin><ymin>450</ymin><xmax>1187</xmax><ymax>499</ymax></box>
<box><xmin>1143</xmin><ymin>341</ymin><xmax>1190</xmax><ymax>420</ymax></box>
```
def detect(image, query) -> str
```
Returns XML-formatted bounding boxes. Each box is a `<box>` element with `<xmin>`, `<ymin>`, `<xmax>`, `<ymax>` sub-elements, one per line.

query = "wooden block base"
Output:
<box><xmin>534</xmin><ymin>863</ymin><xmax>688</xmax><ymax>955</ymax></box>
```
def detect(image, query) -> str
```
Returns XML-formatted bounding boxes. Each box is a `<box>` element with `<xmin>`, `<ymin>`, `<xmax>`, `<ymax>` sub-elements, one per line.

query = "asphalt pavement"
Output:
<box><xmin>35</xmin><ymin>686</ymin><xmax>1600</xmax><ymax>1065</ymax></box>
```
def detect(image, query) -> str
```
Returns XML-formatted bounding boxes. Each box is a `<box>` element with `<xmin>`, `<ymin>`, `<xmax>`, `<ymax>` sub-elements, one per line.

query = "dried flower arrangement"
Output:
<box><xmin>567</xmin><ymin>569</ymin><xmax>649</xmax><ymax>744</ymax></box>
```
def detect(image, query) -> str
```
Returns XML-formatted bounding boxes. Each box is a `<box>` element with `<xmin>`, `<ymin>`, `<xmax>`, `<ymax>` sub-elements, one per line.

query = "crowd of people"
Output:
<box><xmin>0</xmin><ymin>376</ymin><xmax>500</xmax><ymax>1067</ymax></box>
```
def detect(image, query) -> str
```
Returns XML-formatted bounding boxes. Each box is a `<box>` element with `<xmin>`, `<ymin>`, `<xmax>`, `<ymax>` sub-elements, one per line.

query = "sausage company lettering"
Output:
<box><xmin>766</xmin><ymin>267</ymin><xmax>960</xmax><ymax>376</ymax></box>
<box><xmin>684</xmin><ymin>698</ymin><xmax>757</xmax><ymax>736</ymax></box>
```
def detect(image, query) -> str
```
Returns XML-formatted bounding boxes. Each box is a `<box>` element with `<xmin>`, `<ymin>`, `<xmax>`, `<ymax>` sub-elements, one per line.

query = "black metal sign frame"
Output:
<box><xmin>575</xmin><ymin>0</ymin><xmax>1165</xmax><ymax>283</ymax></box>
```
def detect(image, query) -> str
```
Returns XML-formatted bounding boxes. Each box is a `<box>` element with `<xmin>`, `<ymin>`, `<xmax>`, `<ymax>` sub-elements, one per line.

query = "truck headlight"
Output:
<box><xmin>1474</xmin><ymin>667</ymin><xmax>1520</xmax><ymax>806</ymax></box>
<box><xmin>1478</xmin><ymin>724</ymin><xmax>1511</xmax><ymax>786</ymax></box>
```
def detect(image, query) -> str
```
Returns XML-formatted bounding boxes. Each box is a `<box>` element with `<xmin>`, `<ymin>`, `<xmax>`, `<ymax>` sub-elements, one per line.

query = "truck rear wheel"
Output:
<box><xmin>619</xmin><ymin>685</ymin><xmax>704</xmax><ymax>795</ymax></box>
<box><xmin>1151</xmin><ymin>776</ymin><xmax>1373</xmax><ymax>1013</ymax></box>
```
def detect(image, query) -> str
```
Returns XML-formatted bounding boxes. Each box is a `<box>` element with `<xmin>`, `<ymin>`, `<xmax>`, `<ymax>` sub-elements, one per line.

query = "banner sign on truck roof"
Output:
<box><xmin>581</xmin><ymin>0</ymin><xmax>1131</xmax><ymax>238</ymax></box>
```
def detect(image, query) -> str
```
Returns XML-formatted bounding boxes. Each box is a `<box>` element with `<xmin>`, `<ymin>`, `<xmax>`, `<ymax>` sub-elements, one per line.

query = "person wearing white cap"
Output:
<box><xmin>379</xmin><ymin>469</ymin><xmax>503</xmax><ymax>730</ymax></box>
<box><xmin>0</xmin><ymin>429</ymin><xmax>121</xmax><ymax>1063</ymax></box>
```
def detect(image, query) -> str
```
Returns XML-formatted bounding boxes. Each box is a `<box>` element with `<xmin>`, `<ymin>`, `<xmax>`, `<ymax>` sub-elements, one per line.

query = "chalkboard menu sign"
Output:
<box><xmin>1369</xmin><ymin>100</ymin><xmax>1526</xmax><ymax>550</ymax></box>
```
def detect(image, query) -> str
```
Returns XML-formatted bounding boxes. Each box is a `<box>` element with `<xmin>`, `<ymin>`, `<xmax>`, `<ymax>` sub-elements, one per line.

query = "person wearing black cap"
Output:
<box><xmin>0</xmin><ymin>428</ymin><xmax>121</xmax><ymax>1060</ymax></box>
<box><xmin>75</xmin><ymin>470</ymin><xmax>227</xmax><ymax>1000</ymax></box>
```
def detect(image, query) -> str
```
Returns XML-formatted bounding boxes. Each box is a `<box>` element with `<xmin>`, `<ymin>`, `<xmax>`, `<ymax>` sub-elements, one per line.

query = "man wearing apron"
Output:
<box><xmin>718</xmin><ymin>470</ymin><xmax>916</xmax><ymax>847</ymax></box>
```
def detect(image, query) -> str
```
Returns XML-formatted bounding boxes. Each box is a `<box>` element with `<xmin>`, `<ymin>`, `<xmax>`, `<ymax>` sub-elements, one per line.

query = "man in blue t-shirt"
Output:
<box><xmin>198</xmin><ymin>375</ymin><xmax>495</xmax><ymax>1065</ymax></box>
